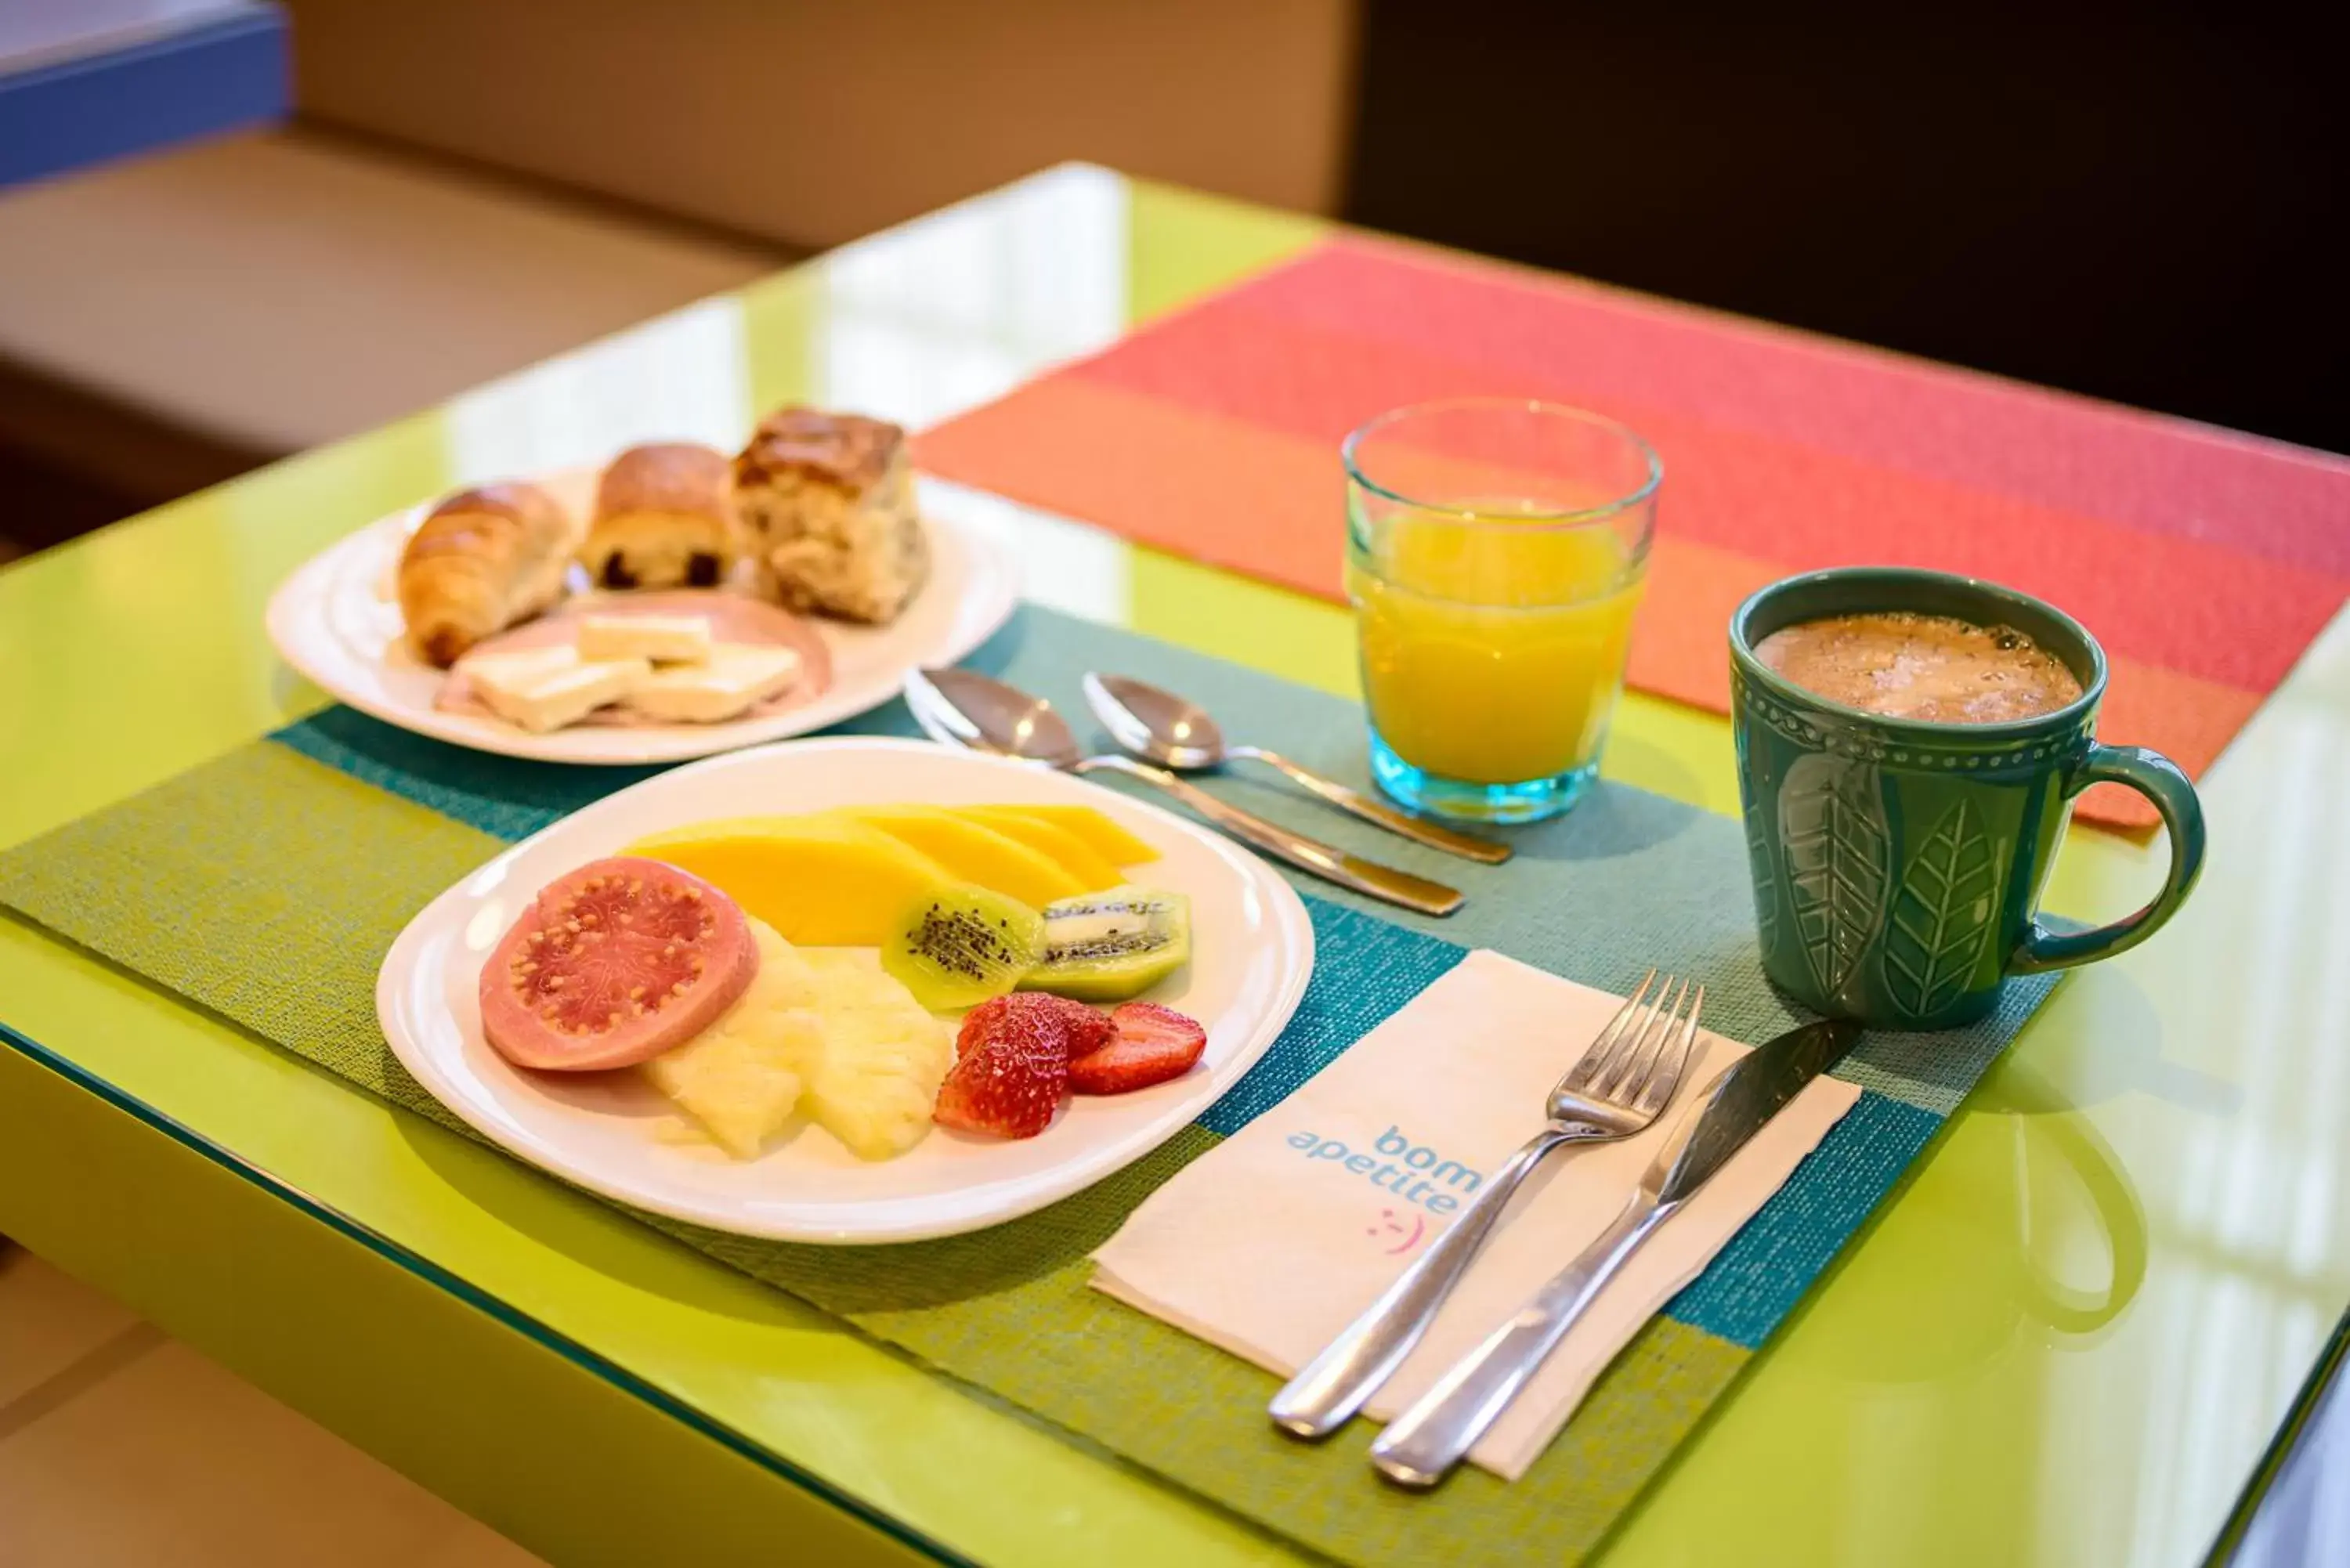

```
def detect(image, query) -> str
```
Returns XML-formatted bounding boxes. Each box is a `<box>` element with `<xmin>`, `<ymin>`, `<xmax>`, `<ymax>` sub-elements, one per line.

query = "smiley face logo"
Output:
<box><xmin>1366</xmin><ymin>1206</ymin><xmax>1426</xmax><ymax>1255</ymax></box>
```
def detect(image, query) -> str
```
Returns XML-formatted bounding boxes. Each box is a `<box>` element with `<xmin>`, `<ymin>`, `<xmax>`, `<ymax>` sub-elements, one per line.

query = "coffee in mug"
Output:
<box><xmin>1753</xmin><ymin>612</ymin><xmax>2081</xmax><ymax>724</ymax></box>
<box><xmin>1730</xmin><ymin>569</ymin><xmax>2205</xmax><ymax>1030</ymax></box>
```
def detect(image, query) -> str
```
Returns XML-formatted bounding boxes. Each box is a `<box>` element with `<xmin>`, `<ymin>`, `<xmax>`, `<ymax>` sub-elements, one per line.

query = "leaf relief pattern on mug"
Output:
<box><xmin>1882</xmin><ymin>797</ymin><xmax>2005</xmax><ymax>1021</ymax></box>
<box><xmin>1744</xmin><ymin>789</ymin><xmax>1780</xmax><ymax>962</ymax></box>
<box><xmin>1779</xmin><ymin>753</ymin><xmax>1890</xmax><ymax>1001</ymax></box>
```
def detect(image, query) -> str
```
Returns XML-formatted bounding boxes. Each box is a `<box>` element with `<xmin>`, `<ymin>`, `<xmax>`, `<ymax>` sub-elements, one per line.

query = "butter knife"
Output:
<box><xmin>1367</xmin><ymin>1015</ymin><xmax>1863</xmax><ymax>1487</ymax></box>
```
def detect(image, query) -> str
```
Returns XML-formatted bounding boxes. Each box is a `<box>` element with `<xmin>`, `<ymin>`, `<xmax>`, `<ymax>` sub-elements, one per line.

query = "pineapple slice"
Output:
<box><xmin>643</xmin><ymin>920</ymin><xmax>821</xmax><ymax>1158</ymax></box>
<box><xmin>643</xmin><ymin>939</ymin><xmax>953</xmax><ymax>1162</ymax></box>
<box><xmin>800</xmin><ymin>952</ymin><xmax>954</xmax><ymax>1160</ymax></box>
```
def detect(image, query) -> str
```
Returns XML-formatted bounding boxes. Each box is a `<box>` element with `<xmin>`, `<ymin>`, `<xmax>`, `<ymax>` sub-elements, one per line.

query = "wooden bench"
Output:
<box><xmin>0</xmin><ymin>131</ymin><xmax>781</xmax><ymax>530</ymax></box>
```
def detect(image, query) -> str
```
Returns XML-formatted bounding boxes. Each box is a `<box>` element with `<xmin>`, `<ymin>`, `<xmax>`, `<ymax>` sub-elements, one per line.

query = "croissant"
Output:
<box><xmin>398</xmin><ymin>482</ymin><xmax>576</xmax><ymax>667</ymax></box>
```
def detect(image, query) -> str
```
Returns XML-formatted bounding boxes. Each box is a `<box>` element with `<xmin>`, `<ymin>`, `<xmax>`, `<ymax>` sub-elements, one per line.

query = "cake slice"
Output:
<box><xmin>732</xmin><ymin>407</ymin><xmax>929</xmax><ymax>624</ymax></box>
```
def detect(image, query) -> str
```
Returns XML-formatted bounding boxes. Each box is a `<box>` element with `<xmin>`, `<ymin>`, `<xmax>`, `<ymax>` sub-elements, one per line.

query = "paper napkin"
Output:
<box><xmin>1090</xmin><ymin>951</ymin><xmax>1863</xmax><ymax>1479</ymax></box>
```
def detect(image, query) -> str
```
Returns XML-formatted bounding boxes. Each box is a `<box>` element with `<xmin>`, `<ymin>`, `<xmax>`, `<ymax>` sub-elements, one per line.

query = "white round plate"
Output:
<box><xmin>376</xmin><ymin>739</ymin><xmax>1316</xmax><ymax>1243</ymax></box>
<box><xmin>266</xmin><ymin>468</ymin><xmax>1019</xmax><ymax>764</ymax></box>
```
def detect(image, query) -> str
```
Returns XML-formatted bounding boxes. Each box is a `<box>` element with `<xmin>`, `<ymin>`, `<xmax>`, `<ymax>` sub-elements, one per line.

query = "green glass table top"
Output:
<box><xmin>3</xmin><ymin>164</ymin><xmax>2345</xmax><ymax>1568</ymax></box>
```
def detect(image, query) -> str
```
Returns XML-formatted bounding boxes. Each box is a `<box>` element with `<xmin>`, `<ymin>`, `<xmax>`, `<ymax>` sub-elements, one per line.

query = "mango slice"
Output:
<box><xmin>960</xmin><ymin>804</ymin><xmax>1158</xmax><ymax>866</ymax></box>
<box><xmin>627</xmin><ymin>815</ymin><xmax>955</xmax><ymax>946</ymax></box>
<box><xmin>946</xmin><ymin>807</ymin><xmax>1123</xmax><ymax>890</ymax></box>
<box><xmin>842</xmin><ymin>805</ymin><xmax>1087</xmax><ymax>909</ymax></box>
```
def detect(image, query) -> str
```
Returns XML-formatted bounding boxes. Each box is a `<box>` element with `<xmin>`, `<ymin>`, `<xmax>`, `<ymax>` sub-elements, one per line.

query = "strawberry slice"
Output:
<box><xmin>1068</xmin><ymin>1003</ymin><xmax>1207</xmax><ymax>1095</ymax></box>
<box><xmin>955</xmin><ymin>993</ymin><xmax>1113</xmax><ymax>1060</ymax></box>
<box><xmin>935</xmin><ymin>1001</ymin><xmax>1074</xmax><ymax>1138</ymax></box>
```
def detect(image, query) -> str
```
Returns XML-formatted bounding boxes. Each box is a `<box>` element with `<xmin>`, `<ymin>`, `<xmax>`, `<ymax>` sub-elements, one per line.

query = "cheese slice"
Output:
<box><xmin>625</xmin><ymin>643</ymin><xmax>804</xmax><ymax>724</ymax></box>
<box><xmin>473</xmin><ymin>652</ymin><xmax>651</xmax><ymax>732</ymax></box>
<box><xmin>577</xmin><ymin>613</ymin><xmax>714</xmax><ymax>665</ymax></box>
<box><xmin>457</xmin><ymin>643</ymin><xmax>580</xmax><ymax>690</ymax></box>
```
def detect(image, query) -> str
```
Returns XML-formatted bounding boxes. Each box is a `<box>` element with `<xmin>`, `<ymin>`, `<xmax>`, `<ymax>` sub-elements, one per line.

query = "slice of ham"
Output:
<box><xmin>436</xmin><ymin>591</ymin><xmax>831</xmax><ymax>728</ymax></box>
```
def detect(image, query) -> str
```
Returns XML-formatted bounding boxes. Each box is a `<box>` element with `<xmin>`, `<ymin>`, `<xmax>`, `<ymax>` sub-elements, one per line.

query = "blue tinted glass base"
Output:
<box><xmin>1368</xmin><ymin>731</ymin><xmax>1597</xmax><ymax>824</ymax></box>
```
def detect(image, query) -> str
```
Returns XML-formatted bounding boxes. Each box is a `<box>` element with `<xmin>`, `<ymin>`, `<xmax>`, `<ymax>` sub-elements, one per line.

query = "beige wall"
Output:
<box><xmin>284</xmin><ymin>0</ymin><xmax>1358</xmax><ymax>250</ymax></box>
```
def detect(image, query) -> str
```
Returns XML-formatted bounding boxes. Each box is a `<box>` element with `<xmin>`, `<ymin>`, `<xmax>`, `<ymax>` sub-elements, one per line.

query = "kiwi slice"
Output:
<box><xmin>1019</xmin><ymin>887</ymin><xmax>1191</xmax><ymax>1003</ymax></box>
<box><xmin>882</xmin><ymin>883</ymin><xmax>1047</xmax><ymax>1011</ymax></box>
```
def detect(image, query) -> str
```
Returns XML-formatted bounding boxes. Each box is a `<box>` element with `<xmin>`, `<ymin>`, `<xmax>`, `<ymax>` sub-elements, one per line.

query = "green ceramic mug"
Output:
<box><xmin>1731</xmin><ymin>568</ymin><xmax>2206</xmax><ymax>1031</ymax></box>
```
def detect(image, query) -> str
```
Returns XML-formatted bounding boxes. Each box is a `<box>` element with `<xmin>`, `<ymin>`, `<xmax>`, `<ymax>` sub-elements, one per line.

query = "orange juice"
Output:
<box><xmin>1347</xmin><ymin>499</ymin><xmax>1644</xmax><ymax>786</ymax></box>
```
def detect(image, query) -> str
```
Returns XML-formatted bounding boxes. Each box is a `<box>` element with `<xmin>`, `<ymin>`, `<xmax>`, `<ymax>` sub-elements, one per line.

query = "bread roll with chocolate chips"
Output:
<box><xmin>580</xmin><ymin>443</ymin><xmax>743</xmax><ymax>591</ymax></box>
<box><xmin>398</xmin><ymin>482</ymin><xmax>576</xmax><ymax>667</ymax></box>
<box><xmin>732</xmin><ymin>407</ymin><xmax>927</xmax><ymax>624</ymax></box>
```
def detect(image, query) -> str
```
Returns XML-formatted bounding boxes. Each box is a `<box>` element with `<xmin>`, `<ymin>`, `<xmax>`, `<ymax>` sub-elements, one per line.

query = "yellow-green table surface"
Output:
<box><xmin>3</xmin><ymin>164</ymin><xmax>2343</xmax><ymax>1568</ymax></box>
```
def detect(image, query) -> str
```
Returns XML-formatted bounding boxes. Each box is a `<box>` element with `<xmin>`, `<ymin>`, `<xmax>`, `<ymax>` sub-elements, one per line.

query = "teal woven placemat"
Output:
<box><xmin>0</xmin><ymin>605</ymin><xmax>2058</xmax><ymax>1566</ymax></box>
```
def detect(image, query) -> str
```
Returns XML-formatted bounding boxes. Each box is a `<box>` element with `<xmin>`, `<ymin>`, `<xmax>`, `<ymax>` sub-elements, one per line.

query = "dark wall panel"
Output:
<box><xmin>1345</xmin><ymin>3</ymin><xmax>2346</xmax><ymax>451</ymax></box>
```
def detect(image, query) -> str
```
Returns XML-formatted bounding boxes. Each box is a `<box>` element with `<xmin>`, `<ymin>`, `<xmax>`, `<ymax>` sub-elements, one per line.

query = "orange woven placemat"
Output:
<box><xmin>915</xmin><ymin>235</ymin><xmax>2350</xmax><ymax>828</ymax></box>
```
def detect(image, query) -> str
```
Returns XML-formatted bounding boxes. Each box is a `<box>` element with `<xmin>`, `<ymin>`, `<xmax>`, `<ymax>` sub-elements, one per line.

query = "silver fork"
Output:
<box><xmin>1267</xmin><ymin>974</ymin><xmax>1706</xmax><ymax>1439</ymax></box>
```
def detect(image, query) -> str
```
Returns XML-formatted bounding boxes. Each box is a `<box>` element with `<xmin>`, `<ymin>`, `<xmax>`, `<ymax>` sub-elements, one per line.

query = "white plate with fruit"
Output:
<box><xmin>377</xmin><ymin>737</ymin><xmax>1315</xmax><ymax>1242</ymax></box>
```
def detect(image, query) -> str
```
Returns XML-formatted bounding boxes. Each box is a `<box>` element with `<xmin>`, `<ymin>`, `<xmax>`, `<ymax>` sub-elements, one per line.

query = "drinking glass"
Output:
<box><xmin>1343</xmin><ymin>399</ymin><xmax>1661</xmax><ymax>822</ymax></box>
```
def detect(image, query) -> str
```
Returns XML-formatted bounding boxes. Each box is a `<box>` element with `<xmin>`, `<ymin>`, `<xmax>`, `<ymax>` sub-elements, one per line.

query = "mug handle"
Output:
<box><xmin>2013</xmin><ymin>744</ymin><xmax>2207</xmax><ymax>974</ymax></box>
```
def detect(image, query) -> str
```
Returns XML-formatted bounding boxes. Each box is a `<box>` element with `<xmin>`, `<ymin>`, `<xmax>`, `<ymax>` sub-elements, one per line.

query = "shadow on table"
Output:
<box><xmin>392</xmin><ymin>1097</ymin><xmax>1191</xmax><ymax>1321</ymax></box>
<box><xmin>1491</xmin><ymin>779</ymin><xmax>1705</xmax><ymax>865</ymax></box>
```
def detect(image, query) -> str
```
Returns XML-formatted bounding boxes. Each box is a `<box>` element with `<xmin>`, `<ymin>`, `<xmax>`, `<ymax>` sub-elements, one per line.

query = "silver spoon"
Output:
<box><xmin>1083</xmin><ymin>674</ymin><xmax>1511</xmax><ymax>864</ymax></box>
<box><xmin>907</xmin><ymin>667</ymin><xmax>1464</xmax><ymax>917</ymax></box>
